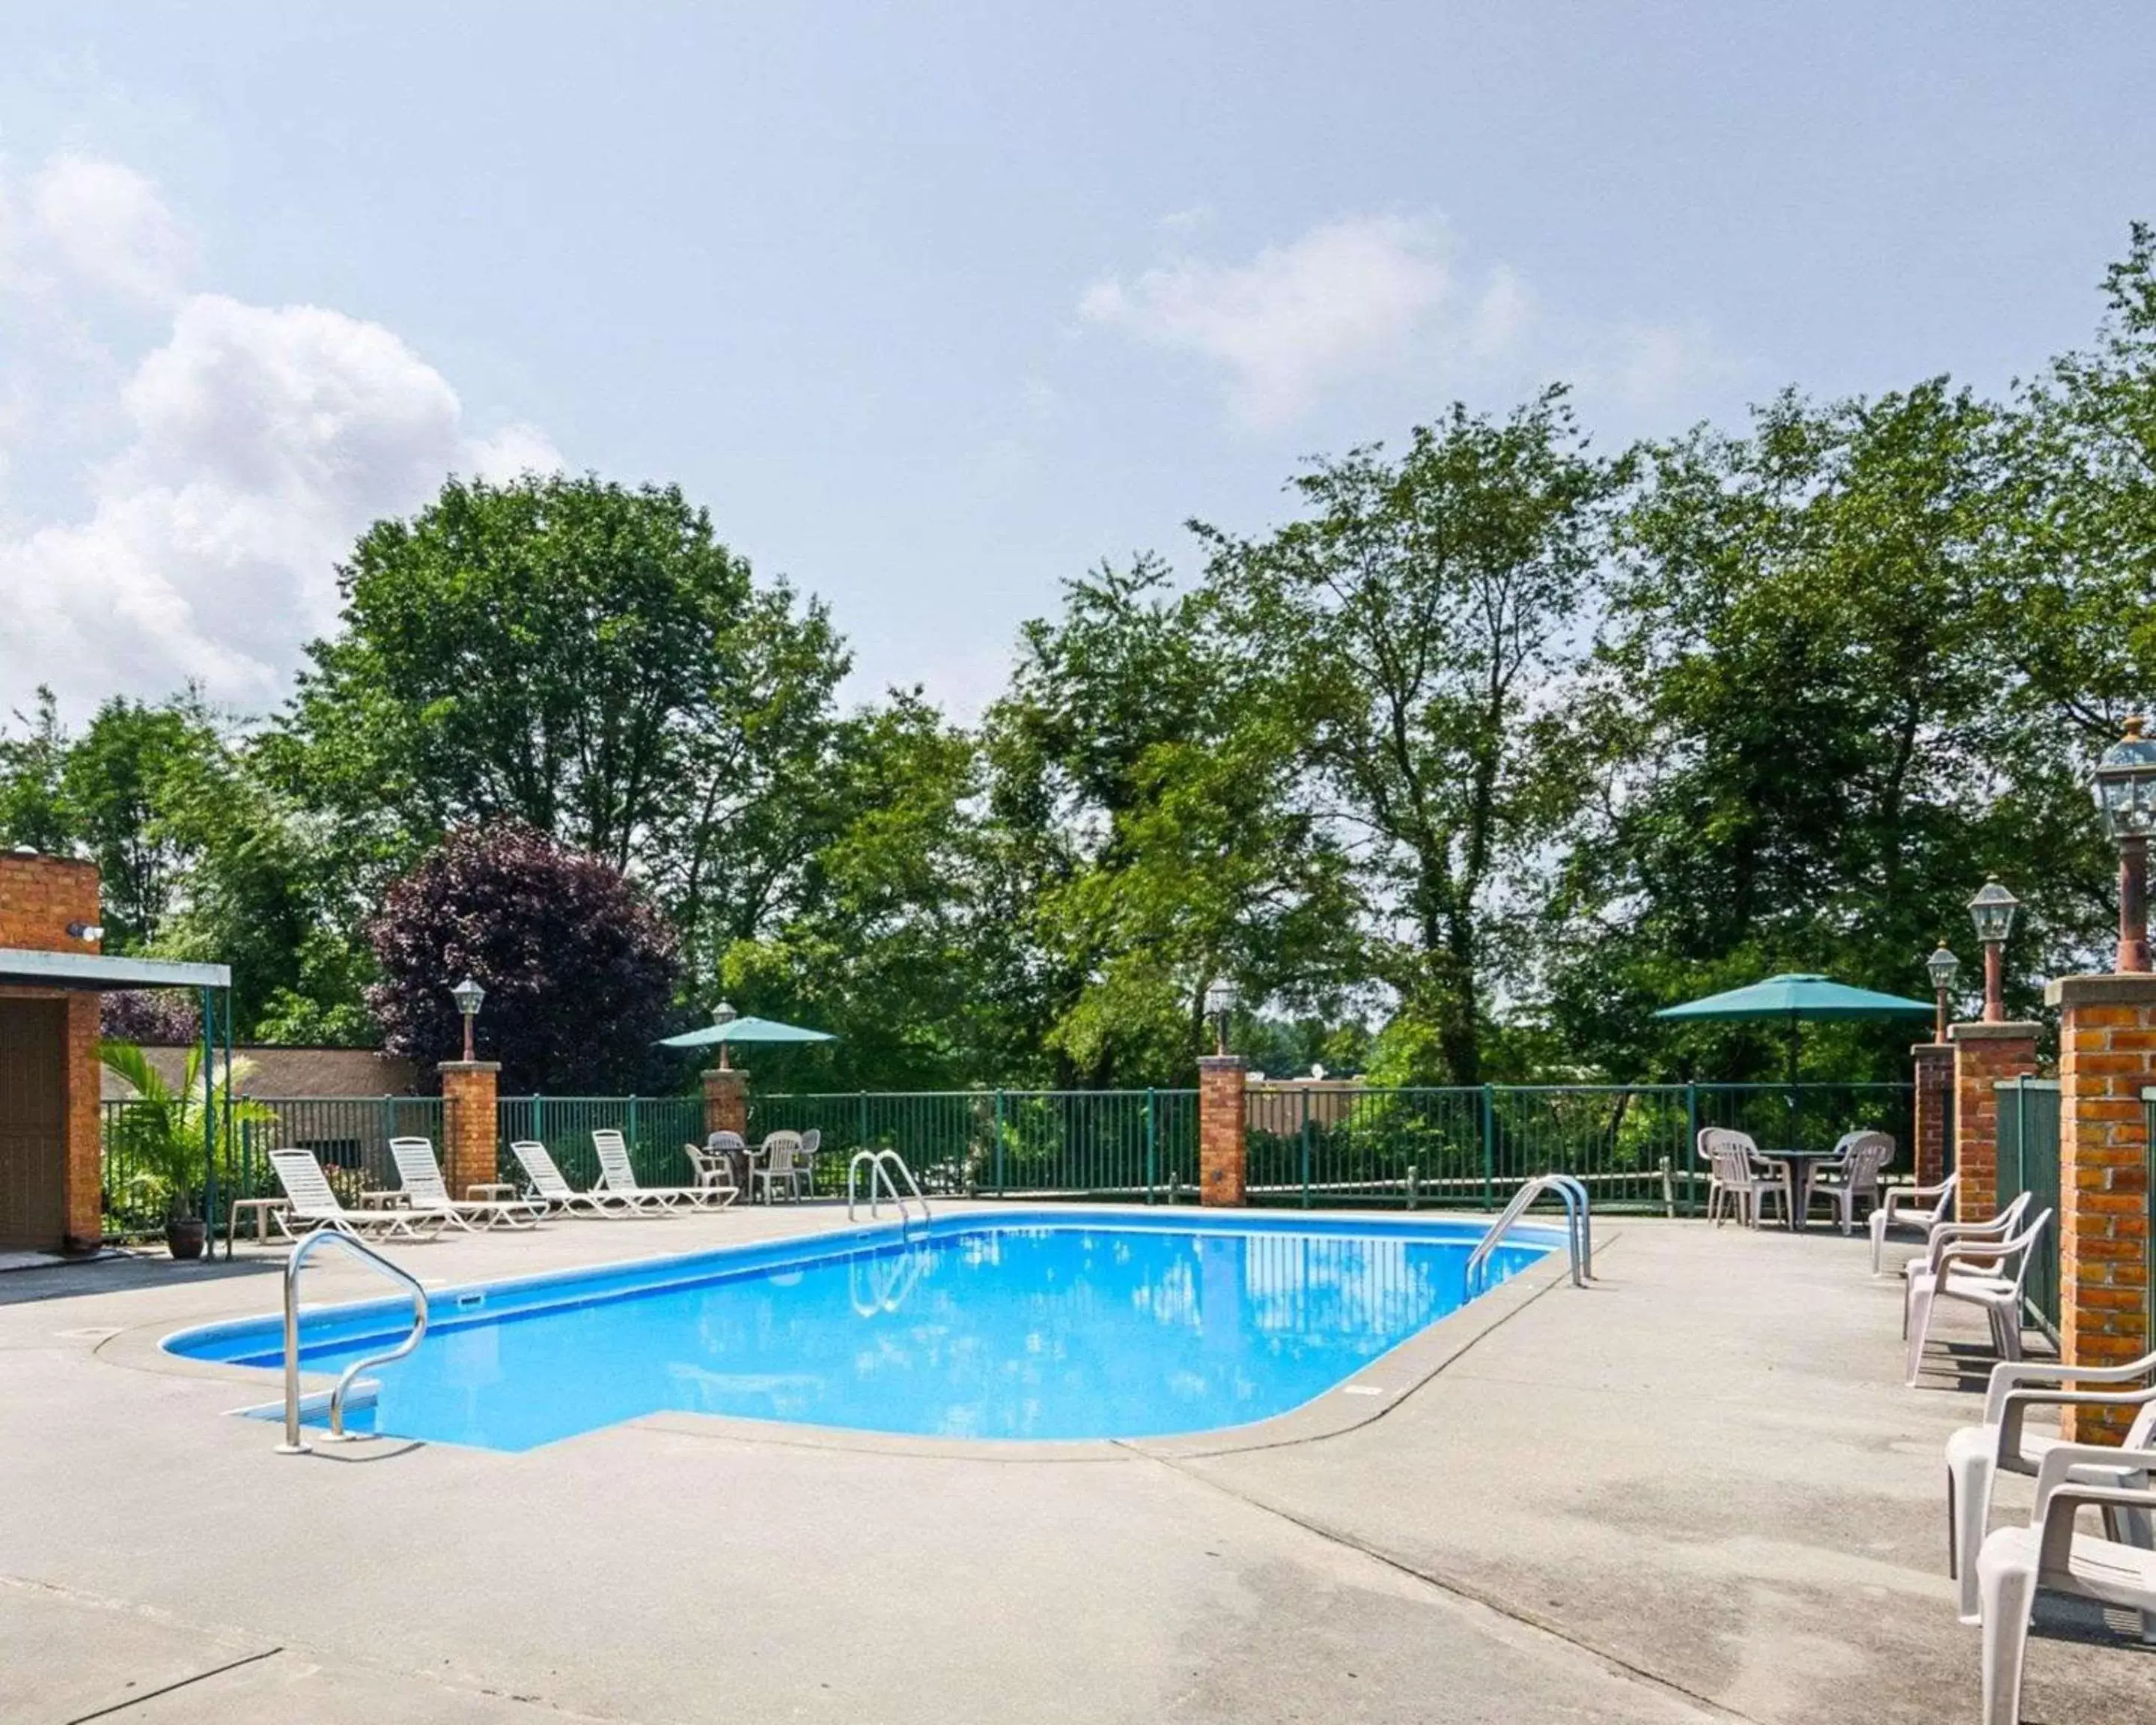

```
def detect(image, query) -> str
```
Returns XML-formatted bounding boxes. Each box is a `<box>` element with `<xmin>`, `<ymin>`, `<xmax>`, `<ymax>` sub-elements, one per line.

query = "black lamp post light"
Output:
<box><xmin>2094</xmin><ymin>714</ymin><xmax>2156</xmax><ymax>973</ymax></box>
<box><xmin>1203</xmin><ymin>977</ymin><xmax>1240</xmax><ymax>1057</ymax></box>
<box><xmin>1967</xmin><ymin>880</ymin><xmax>2019</xmax><ymax>1023</ymax></box>
<box><xmin>1925</xmin><ymin>942</ymin><xmax>1960</xmax><ymax>1043</ymax></box>
<box><xmin>451</xmin><ymin>976</ymin><xmax>487</xmax><ymax>1062</ymax></box>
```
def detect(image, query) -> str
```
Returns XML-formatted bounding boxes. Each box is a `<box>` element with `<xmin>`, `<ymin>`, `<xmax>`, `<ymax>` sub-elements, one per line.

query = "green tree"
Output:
<box><xmin>279</xmin><ymin>472</ymin><xmax>850</xmax><ymax>1003</ymax></box>
<box><xmin>0</xmin><ymin>688</ymin><xmax>72</xmax><ymax>855</ymax></box>
<box><xmin>1196</xmin><ymin>390</ymin><xmax>1618</xmax><ymax>1084</ymax></box>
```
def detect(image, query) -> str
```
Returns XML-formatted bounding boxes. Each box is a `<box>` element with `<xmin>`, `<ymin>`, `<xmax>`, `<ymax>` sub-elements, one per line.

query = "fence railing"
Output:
<box><xmin>1994</xmin><ymin>1077</ymin><xmax>2061</xmax><ymax>1336</ymax></box>
<box><xmin>496</xmin><ymin>1095</ymin><xmax>704</xmax><ymax>1192</ymax></box>
<box><xmin>753</xmin><ymin>1080</ymin><xmax>1912</xmax><ymax>1214</ymax></box>
<box><xmin>1240</xmin><ymin>1082</ymin><xmax>1913</xmax><ymax>1213</ymax></box>
<box><xmin>100</xmin><ymin>1078</ymin><xmax>1920</xmax><ymax>1238</ymax></box>
<box><xmin>750</xmin><ymin>1090</ymin><xmax>1199</xmax><ymax>1200</ymax></box>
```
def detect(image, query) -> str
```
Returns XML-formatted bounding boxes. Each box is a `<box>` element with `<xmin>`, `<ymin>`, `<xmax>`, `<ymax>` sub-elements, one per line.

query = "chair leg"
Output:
<box><xmin>1976</xmin><ymin>1539</ymin><xmax>2038</xmax><ymax>1725</ymax></box>
<box><xmin>1905</xmin><ymin>1283</ymin><xmax>1937</xmax><ymax>1384</ymax></box>
<box><xmin>1949</xmin><ymin>1451</ymin><xmax>1996</xmax><ymax>1622</ymax></box>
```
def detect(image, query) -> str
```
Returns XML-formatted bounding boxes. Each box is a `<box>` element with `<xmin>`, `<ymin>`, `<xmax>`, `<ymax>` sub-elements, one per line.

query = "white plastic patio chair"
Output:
<box><xmin>1976</xmin><ymin>1446</ymin><xmax>2156</xmax><ymax>1724</ymax></box>
<box><xmin>1868</xmin><ymin>1168</ymin><xmax>1959</xmax><ymax>1274</ymax></box>
<box><xmin>268</xmin><ymin>1149</ymin><xmax>441</xmax><ymax>1241</ymax></box>
<box><xmin>796</xmin><ymin>1127</ymin><xmax>822</xmax><ymax>1196</ymax></box>
<box><xmin>1898</xmin><ymin>1192</ymin><xmax>2033</xmax><ymax>1331</ymax></box>
<box><xmin>1904</xmin><ymin>1205</ymin><xmax>2051</xmax><ymax>1386</ymax></box>
<box><xmin>592</xmin><ymin>1129</ymin><xmax>722</xmax><ymax>1209</ymax></box>
<box><xmin>1804</xmin><ymin>1131</ymin><xmax>1893</xmax><ymax>1235</ymax></box>
<box><xmin>1698</xmin><ymin>1128</ymin><xmax>1780</xmax><ymax>1227</ymax></box>
<box><xmin>388</xmin><ymin>1137</ymin><xmax>545</xmax><ymax>1231</ymax></box>
<box><xmin>752</xmin><ymin>1132</ymin><xmax>804</xmax><ymax>1204</ymax></box>
<box><xmin>680</xmin><ymin>1136</ymin><xmax>743</xmax><ymax>1205</ymax></box>
<box><xmin>508</xmin><ymin>1139</ymin><xmax>666</xmax><ymax>1216</ymax></box>
<box><xmin>1944</xmin><ymin>1348</ymin><xmax>2156</xmax><ymax>1620</ymax></box>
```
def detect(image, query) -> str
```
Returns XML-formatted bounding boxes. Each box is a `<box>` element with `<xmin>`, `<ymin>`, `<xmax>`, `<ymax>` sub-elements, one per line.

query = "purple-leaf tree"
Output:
<box><xmin>100</xmin><ymin>989</ymin><xmax>203</xmax><ymax>1045</ymax></box>
<box><xmin>368</xmin><ymin>823</ymin><xmax>680</xmax><ymax>1093</ymax></box>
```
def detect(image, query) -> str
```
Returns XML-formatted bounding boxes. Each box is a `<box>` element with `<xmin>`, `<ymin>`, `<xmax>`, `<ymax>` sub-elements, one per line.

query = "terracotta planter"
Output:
<box><xmin>165</xmin><ymin>1217</ymin><xmax>208</xmax><ymax>1261</ymax></box>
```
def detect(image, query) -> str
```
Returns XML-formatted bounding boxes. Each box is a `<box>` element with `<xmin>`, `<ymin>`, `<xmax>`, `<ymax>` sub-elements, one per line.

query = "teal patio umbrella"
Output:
<box><xmin>1654</xmin><ymin>972</ymin><xmax>1934</xmax><ymax>1086</ymax></box>
<box><xmin>655</xmin><ymin>1002</ymin><xmax>835</xmax><ymax>1069</ymax></box>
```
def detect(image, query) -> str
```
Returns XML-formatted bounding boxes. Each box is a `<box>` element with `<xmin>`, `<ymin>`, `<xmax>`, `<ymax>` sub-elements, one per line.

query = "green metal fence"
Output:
<box><xmin>496</xmin><ymin>1095</ymin><xmax>704</xmax><ymax>1191</ymax></box>
<box><xmin>98</xmin><ymin>1094</ymin><xmax>448</xmax><ymax>1240</ymax></box>
<box><xmin>2143</xmin><ymin>1086</ymin><xmax>2155</xmax><ymax>1357</ymax></box>
<box><xmin>1994</xmin><ymin>1077</ymin><xmax>2061</xmax><ymax>1336</ymax></box>
<box><xmin>752</xmin><ymin>1080</ymin><xmax>1910</xmax><ymax>1214</ymax></box>
<box><xmin>750</xmin><ymin>1090</ymin><xmax>1199</xmax><ymax>1201</ymax></box>
<box><xmin>1242</xmin><ymin>1081</ymin><xmax>1914</xmax><ymax>1214</ymax></box>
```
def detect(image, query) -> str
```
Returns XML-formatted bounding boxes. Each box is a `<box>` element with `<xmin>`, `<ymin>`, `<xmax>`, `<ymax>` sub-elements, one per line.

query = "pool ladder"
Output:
<box><xmin>277</xmin><ymin>1229</ymin><xmax>430</xmax><ymax>1454</ymax></box>
<box><xmin>1465</xmin><ymin>1174</ymin><xmax>1592</xmax><ymax>1291</ymax></box>
<box><xmin>847</xmin><ymin>1149</ymin><xmax>932</xmax><ymax>1232</ymax></box>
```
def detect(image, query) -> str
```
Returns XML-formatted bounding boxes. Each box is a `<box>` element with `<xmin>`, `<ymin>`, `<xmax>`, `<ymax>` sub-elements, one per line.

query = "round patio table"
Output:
<box><xmin>1756</xmin><ymin>1149</ymin><xmax>1845</xmax><ymax>1232</ymax></box>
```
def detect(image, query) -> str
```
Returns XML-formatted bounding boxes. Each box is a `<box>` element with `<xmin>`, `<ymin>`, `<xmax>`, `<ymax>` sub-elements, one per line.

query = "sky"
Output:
<box><xmin>1</xmin><ymin>3</ymin><xmax>2152</xmax><ymax>725</ymax></box>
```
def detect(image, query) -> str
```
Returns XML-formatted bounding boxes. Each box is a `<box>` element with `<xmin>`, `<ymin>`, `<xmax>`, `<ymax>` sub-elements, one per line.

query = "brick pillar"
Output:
<box><xmin>702</xmin><ymin>1067</ymin><xmax>749</xmax><ymax>1139</ymax></box>
<box><xmin>437</xmin><ymin>1061</ymin><xmax>501</xmax><ymax>1199</ymax></box>
<box><xmin>1949</xmin><ymin>1020</ymin><xmax>2040</xmax><ymax>1222</ymax></box>
<box><xmin>1198</xmin><ymin>1055</ymin><xmax>1247</xmax><ymax>1207</ymax></box>
<box><xmin>2047</xmin><ymin>974</ymin><xmax>2156</xmax><ymax>1440</ymax></box>
<box><xmin>1910</xmin><ymin>1042</ymin><xmax>1954</xmax><ymax>1187</ymax></box>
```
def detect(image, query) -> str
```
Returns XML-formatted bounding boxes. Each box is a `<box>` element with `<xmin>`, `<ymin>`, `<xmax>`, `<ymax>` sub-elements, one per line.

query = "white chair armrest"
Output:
<box><xmin>1985</xmin><ymin>1350</ymin><xmax>2156</xmax><ymax>1420</ymax></box>
<box><xmin>2034</xmin><ymin>1475</ymin><xmax>2156</xmax><ymax>1570</ymax></box>
<box><xmin>1997</xmin><ymin>1384</ymin><xmax>2156</xmax><ymax>1459</ymax></box>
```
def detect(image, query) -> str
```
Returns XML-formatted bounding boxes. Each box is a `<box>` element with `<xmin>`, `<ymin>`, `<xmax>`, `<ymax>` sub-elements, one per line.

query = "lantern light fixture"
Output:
<box><xmin>451</xmin><ymin>976</ymin><xmax>487</xmax><ymax>1062</ymax></box>
<box><xmin>2093</xmin><ymin>714</ymin><xmax>2156</xmax><ymax>973</ymax></box>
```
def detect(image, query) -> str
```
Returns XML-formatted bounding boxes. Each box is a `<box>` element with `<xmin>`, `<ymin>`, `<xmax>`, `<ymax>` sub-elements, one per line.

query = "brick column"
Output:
<box><xmin>2047</xmin><ymin>974</ymin><xmax>2156</xmax><ymax>1440</ymax></box>
<box><xmin>1197</xmin><ymin>1055</ymin><xmax>1248</xmax><ymax>1207</ymax></box>
<box><xmin>437</xmin><ymin>1061</ymin><xmax>501</xmax><ymax>1199</ymax></box>
<box><xmin>702</xmin><ymin>1067</ymin><xmax>749</xmax><ymax>1139</ymax></box>
<box><xmin>1949</xmin><ymin>1020</ymin><xmax>2040</xmax><ymax>1222</ymax></box>
<box><xmin>1910</xmin><ymin>1042</ymin><xmax>1954</xmax><ymax>1187</ymax></box>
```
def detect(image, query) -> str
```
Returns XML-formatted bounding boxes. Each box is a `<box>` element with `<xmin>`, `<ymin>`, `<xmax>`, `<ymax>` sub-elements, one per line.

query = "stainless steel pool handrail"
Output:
<box><xmin>1466</xmin><ymin>1175</ymin><xmax>1591</xmax><ymax>1290</ymax></box>
<box><xmin>278</xmin><ymin>1229</ymin><xmax>430</xmax><ymax>1454</ymax></box>
<box><xmin>847</xmin><ymin>1149</ymin><xmax>931</xmax><ymax>1230</ymax></box>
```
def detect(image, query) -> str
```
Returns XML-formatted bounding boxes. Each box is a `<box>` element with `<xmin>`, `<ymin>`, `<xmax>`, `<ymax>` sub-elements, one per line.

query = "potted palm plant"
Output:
<box><xmin>98</xmin><ymin>1040</ymin><xmax>267</xmax><ymax>1259</ymax></box>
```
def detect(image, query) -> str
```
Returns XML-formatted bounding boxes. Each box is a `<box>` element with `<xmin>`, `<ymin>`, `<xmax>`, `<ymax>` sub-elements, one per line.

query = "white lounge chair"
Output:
<box><xmin>592</xmin><ymin>1129</ymin><xmax>725</xmax><ymax>1209</ymax></box>
<box><xmin>1945</xmin><ymin>1349</ymin><xmax>2156</xmax><ymax>1620</ymax></box>
<box><xmin>509</xmin><ymin>1138</ymin><xmax>668</xmax><ymax>1216</ymax></box>
<box><xmin>1804</xmin><ymin>1131</ymin><xmax>1893</xmax><ymax>1235</ymax></box>
<box><xmin>1868</xmin><ymin>1168</ymin><xmax>1959</xmax><ymax>1274</ymax></box>
<box><xmin>268</xmin><ymin>1148</ymin><xmax>441</xmax><ymax>1241</ymax></box>
<box><xmin>1904</xmin><ymin>1206</ymin><xmax>2051</xmax><ymax>1386</ymax></box>
<box><xmin>1976</xmin><ymin>1446</ymin><xmax>2156</xmax><ymax>1724</ymax></box>
<box><xmin>389</xmin><ymin>1137</ymin><xmax>546</xmax><ymax>1231</ymax></box>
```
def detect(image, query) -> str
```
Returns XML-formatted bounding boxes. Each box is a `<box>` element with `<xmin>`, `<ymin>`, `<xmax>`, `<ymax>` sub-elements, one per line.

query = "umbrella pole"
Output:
<box><xmin>1786</xmin><ymin>1017</ymin><xmax>1800</xmax><ymax>1133</ymax></box>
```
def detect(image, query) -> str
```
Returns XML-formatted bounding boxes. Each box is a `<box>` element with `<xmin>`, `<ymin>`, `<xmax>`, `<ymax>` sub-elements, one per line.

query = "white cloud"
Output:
<box><xmin>1080</xmin><ymin>214</ymin><xmax>1472</xmax><ymax>430</ymax></box>
<box><xmin>28</xmin><ymin>154</ymin><xmax>194</xmax><ymax>307</ymax></box>
<box><xmin>0</xmin><ymin>154</ymin><xmax>561</xmax><ymax>713</ymax></box>
<box><xmin>1079</xmin><ymin>211</ymin><xmax>1740</xmax><ymax>431</ymax></box>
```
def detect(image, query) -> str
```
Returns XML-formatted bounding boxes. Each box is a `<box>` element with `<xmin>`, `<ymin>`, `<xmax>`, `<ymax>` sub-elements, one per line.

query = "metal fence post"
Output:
<box><xmin>1479</xmin><ymin>1085</ymin><xmax>1496</xmax><ymax>1211</ymax></box>
<box><xmin>1144</xmin><ymin>1088</ymin><xmax>1157</xmax><ymax>1204</ymax></box>
<box><xmin>1300</xmin><ymin>1087</ymin><xmax>1312</xmax><ymax>1209</ymax></box>
<box><xmin>1684</xmin><ymin>1082</ymin><xmax>1699</xmax><ymax>1220</ymax></box>
<box><xmin>993</xmin><ymin>1090</ymin><xmax>1006</xmax><ymax>1196</ymax></box>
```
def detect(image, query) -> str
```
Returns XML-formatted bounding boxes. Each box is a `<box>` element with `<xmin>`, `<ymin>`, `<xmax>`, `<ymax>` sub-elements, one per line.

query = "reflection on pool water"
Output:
<box><xmin>165</xmin><ymin>1211</ymin><xmax>1550</xmax><ymax>1451</ymax></box>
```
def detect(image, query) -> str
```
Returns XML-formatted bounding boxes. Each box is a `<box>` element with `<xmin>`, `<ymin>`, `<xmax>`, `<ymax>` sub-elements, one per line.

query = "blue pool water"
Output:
<box><xmin>165</xmin><ymin>1211</ymin><xmax>1551</xmax><ymax>1451</ymax></box>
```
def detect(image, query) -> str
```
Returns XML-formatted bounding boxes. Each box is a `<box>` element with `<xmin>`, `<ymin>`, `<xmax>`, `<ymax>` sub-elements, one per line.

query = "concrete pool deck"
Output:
<box><xmin>2</xmin><ymin>1207</ymin><xmax>2150</xmax><ymax>1723</ymax></box>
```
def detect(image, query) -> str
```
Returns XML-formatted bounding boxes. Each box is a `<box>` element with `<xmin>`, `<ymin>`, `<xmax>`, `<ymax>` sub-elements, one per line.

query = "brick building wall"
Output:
<box><xmin>0</xmin><ymin>852</ymin><xmax>105</xmax><ymax>1250</ymax></box>
<box><xmin>1910</xmin><ymin>1043</ymin><xmax>1954</xmax><ymax>1187</ymax></box>
<box><xmin>438</xmin><ymin>1061</ymin><xmax>502</xmax><ymax>1199</ymax></box>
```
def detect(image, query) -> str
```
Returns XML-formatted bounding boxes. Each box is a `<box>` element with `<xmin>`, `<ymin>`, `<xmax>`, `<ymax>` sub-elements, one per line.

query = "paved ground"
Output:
<box><xmin>1</xmin><ymin>1206</ymin><xmax>2149</xmax><ymax>1724</ymax></box>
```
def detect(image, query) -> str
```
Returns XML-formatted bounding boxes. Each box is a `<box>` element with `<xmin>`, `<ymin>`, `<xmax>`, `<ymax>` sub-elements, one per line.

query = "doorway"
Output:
<box><xmin>0</xmin><ymin>999</ymin><xmax>69</xmax><ymax>1250</ymax></box>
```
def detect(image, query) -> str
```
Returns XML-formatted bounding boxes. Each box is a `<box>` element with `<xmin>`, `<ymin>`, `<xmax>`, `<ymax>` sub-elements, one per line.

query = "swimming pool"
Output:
<box><xmin>165</xmin><ymin>1211</ymin><xmax>1554</xmax><ymax>1451</ymax></box>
